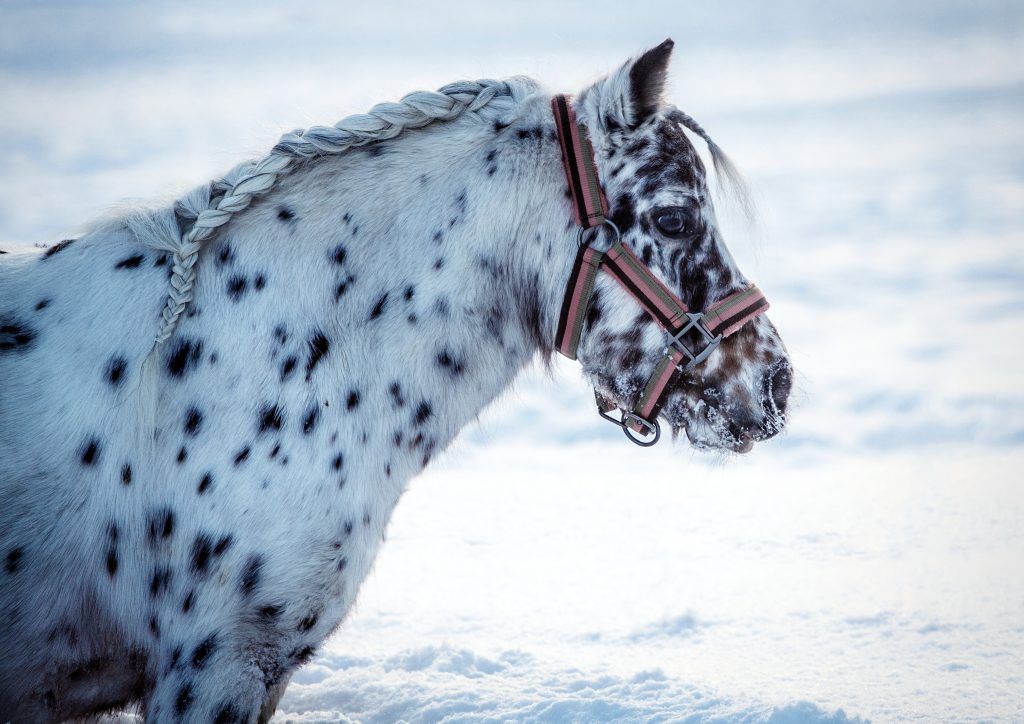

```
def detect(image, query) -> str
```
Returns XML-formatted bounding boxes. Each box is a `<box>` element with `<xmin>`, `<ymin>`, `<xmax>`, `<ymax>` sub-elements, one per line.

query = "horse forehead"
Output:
<box><xmin>608</xmin><ymin>118</ymin><xmax>706</xmax><ymax>201</ymax></box>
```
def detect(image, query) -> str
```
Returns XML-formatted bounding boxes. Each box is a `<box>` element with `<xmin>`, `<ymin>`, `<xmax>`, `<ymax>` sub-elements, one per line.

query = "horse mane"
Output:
<box><xmin>129</xmin><ymin>77</ymin><xmax>540</xmax><ymax>349</ymax></box>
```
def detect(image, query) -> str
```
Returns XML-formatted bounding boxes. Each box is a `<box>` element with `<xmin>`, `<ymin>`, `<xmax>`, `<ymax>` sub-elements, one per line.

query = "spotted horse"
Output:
<box><xmin>0</xmin><ymin>40</ymin><xmax>791</xmax><ymax>721</ymax></box>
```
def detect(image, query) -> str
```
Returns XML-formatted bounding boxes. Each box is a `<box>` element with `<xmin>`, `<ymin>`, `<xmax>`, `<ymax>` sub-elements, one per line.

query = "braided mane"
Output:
<box><xmin>149</xmin><ymin>78</ymin><xmax>535</xmax><ymax>346</ymax></box>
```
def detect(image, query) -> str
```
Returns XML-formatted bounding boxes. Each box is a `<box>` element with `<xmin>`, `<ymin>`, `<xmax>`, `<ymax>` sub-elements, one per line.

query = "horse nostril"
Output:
<box><xmin>772</xmin><ymin>363</ymin><xmax>793</xmax><ymax>414</ymax></box>
<box><xmin>761</xmin><ymin>360</ymin><xmax>790</xmax><ymax>436</ymax></box>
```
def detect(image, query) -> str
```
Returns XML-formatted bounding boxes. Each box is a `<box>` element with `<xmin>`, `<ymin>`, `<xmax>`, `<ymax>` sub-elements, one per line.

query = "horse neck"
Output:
<box><xmin>161</xmin><ymin>98</ymin><xmax>576</xmax><ymax>478</ymax></box>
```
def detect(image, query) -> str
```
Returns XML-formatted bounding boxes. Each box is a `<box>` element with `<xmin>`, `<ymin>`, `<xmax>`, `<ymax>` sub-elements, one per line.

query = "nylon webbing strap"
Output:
<box><xmin>702</xmin><ymin>285</ymin><xmax>769</xmax><ymax>337</ymax></box>
<box><xmin>552</xmin><ymin>95</ymin><xmax>608</xmax><ymax>229</ymax></box>
<box><xmin>555</xmin><ymin>245</ymin><xmax>605</xmax><ymax>359</ymax></box>
<box><xmin>603</xmin><ymin>243</ymin><xmax>689</xmax><ymax>330</ymax></box>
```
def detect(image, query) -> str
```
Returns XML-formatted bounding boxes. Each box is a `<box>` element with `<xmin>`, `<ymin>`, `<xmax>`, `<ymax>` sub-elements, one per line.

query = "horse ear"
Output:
<box><xmin>628</xmin><ymin>38</ymin><xmax>674</xmax><ymax>122</ymax></box>
<box><xmin>579</xmin><ymin>39</ymin><xmax>674</xmax><ymax>135</ymax></box>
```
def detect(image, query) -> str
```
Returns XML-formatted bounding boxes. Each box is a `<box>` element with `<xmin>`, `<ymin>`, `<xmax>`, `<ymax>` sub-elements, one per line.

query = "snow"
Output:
<box><xmin>3</xmin><ymin>1</ymin><xmax>1023</xmax><ymax>721</ymax></box>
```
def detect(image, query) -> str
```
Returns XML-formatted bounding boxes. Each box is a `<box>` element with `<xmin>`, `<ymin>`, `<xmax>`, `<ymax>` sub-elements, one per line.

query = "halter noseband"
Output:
<box><xmin>551</xmin><ymin>95</ymin><xmax>770</xmax><ymax>446</ymax></box>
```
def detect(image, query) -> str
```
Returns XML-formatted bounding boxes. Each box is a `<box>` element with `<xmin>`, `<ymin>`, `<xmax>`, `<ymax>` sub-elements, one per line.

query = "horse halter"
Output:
<box><xmin>551</xmin><ymin>95</ymin><xmax>770</xmax><ymax>446</ymax></box>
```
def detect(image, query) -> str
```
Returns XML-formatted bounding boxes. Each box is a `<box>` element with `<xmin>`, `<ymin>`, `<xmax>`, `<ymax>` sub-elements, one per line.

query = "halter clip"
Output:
<box><xmin>664</xmin><ymin>312</ymin><xmax>723</xmax><ymax>373</ymax></box>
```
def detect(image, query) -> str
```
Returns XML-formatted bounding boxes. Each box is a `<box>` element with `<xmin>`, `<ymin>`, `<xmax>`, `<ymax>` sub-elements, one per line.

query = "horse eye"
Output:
<box><xmin>653</xmin><ymin>207</ymin><xmax>697</xmax><ymax>238</ymax></box>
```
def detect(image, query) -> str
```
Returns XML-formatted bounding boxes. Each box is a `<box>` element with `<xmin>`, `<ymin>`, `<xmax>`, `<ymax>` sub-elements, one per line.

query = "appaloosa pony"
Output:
<box><xmin>0</xmin><ymin>40</ymin><xmax>791</xmax><ymax>721</ymax></box>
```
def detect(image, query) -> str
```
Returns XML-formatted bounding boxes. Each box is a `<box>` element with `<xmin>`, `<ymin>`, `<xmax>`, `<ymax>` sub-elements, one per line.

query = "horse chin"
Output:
<box><xmin>665</xmin><ymin>402</ymin><xmax>756</xmax><ymax>455</ymax></box>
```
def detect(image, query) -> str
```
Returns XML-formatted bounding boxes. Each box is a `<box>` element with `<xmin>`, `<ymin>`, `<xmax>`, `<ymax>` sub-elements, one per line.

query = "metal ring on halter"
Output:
<box><xmin>576</xmin><ymin>218</ymin><xmax>621</xmax><ymax>252</ymax></box>
<box><xmin>622</xmin><ymin>414</ymin><xmax>661</xmax><ymax>447</ymax></box>
<box><xmin>598</xmin><ymin>404</ymin><xmax>661</xmax><ymax>447</ymax></box>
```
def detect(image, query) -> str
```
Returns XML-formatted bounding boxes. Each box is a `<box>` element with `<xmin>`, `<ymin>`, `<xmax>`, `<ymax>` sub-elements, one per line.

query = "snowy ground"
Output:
<box><xmin>2</xmin><ymin>1</ymin><xmax>1023</xmax><ymax>721</ymax></box>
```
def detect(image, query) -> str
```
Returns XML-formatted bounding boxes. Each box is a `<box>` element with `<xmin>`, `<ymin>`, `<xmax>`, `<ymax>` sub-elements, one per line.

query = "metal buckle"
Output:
<box><xmin>597</xmin><ymin>405</ymin><xmax>661</xmax><ymax>447</ymax></box>
<box><xmin>576</xmin><ymin>218</ymin><xmax>621</xmax><ymax>251</ymax></box>
<box><xmin>664</xmin><ymin>312</ymin><xmax>722</xmax><ymax>373</ymax></box>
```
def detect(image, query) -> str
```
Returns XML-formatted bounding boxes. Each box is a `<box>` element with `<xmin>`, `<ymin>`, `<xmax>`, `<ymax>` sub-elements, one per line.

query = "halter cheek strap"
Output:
<box><xmin>550</xmin><ymin>94</ymin><xmax>770</xmax><ymax>445</ymax></box>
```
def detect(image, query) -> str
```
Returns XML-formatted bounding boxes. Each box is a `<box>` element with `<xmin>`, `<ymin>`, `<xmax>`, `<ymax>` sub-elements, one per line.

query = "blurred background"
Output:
<box><xmin>2</xmin><ymin>1</ymin><xmax>1022</xmax><ymax>721</ymax></box>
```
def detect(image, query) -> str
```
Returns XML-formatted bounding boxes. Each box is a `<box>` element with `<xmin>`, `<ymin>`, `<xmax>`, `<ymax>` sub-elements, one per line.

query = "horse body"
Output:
<box><xmin>0</xmin><ymin>41</ymin><xmax>791</xmax><ymax>721</ymax></box>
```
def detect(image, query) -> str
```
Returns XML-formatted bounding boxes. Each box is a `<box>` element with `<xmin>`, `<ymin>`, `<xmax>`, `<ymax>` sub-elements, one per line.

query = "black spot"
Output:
<box><xmin>176</xmin><ymin>446</ymin><xmax>188</xmax><ymax>464</ymax></box>
<box><xmin>330</xmin><ymin>244</ymin><xmax>346</xmax><ymax>265</ymax></box>
<box><xmin>388</xmin><ymin>382</ymin><xmax>405</xmax><ymax>408</ymax></box>
<box><xmin>302</xmin><ymin>405</ymin><xmax>319</xmax><ymax>435</ymax></box>
<box><xmin>105</xmin><ymin>529</ymin><xmax>118</xmax><ymax>577</ymax></box>
<box><xmin>432</xmin><ymin>230</ymin><xmax>443</xmax><ymax>243</ymax></box>
<box><xmin>254</xmin><ymin>274</ymin><xmax>265</xmax><ymax>291</ymax></box>
<box><xmin>404</xmin><ymin>285</ymin><xmax>415</xmax><ymax>301</ymax></box>
<box><xmin>226</xmin><ymin>275</ymin><xmax>248</xmax><ymax>301</ymax></box>
<box><xmin>233</xmin><ymin>447</ymin><xmax>250</xmax><ymax>466</ymax></box>
<box><xmin>332</xmin><ymin>453</ymin><xmax>344</xmax><ymax>471</ymax></box>
<box><xmin>269</xmin><ymin>442</ymin><xmax>280</xmax><ymax>459</ymax></box>
<box><xmin>298</xmin><ymin>612</ymin><xmax>319</xmax><ymax>631</ymax></box>
<box><xmin>148</xmin><ymin>508</ymin><xmax>175</xmax><ymax>546</ymax></box>
<box><xmin>257</xmin><ymin>403</ymin><xmax>284</xmax><ymax>433</ymax></box>
<box><xmin>190</xmin><ymin>535</ymin><xmax>213</xmax><ymax>575</ymax></box>
<box><xmin>280</xmin><ymin>355</ymin><xmax>297</xmax><ymax>382</ymax></box>
<box><xmin>166</xmin><ymin>338</ymin><xmax>204</xmax><ymax>378</ymax></box>
<box><xmin>516</xmin><ymin>127</ymin><xmax>543</xmax><ymax>140</ymax></box>
<box><xmin>197</xmin><ymin>472</ymin><xmax>212</xmax><ymax>495</ymax></box>
<box><xmin>43</xmin><ymin>239</ymin><xmax>74</xmax><ymax>258</ymax></box>
<box><xmin>346</xmin><ymin>390</ymin><xmax>360</xmax><ymax>411</ymax></box>
<box><xmin>344</xmin><ymin>521</ymin><xmax>353</xmax><ymax>535</ymax></box>
<box><xmin>0</xmin><ymin>319</ymin><xmax>36</xmax><ymax>351</ymax></box>
<box><xmin>290</xmin><ymin>645</ymin><xmax>316</xmax><ymax>664</ymax></box>
<box><xmin>35</xmin><ymin>299</ymin><xmax>50</xmax><ymax>311</ymax></box>
<box><xmin>216</xmin><ymin>243</ymin><xmax>234</xmax><ymax>266</ymax></box>
<box><xmin>191</xmin><ymin>634</ymin><xmax>217</xmax><ymax>669</ymax></box>
<box><xmin>414</xmin><ymin>402</ymin><xmax>432</xmax><ymax>426</ymax></box>
<box><xmin>169</xmin><ymin>644</ymin><xmax>183</xmax><ymax>671</ymax></box>
<box><xmin>240</xmin><ymin>555</ymin><xmax>263</xmax><ymax>597</ymax></box>
<box><xmin>493</xmin><ymin>120</ymin><xmax>509</xmax><ymax>133</ymax></box>
<box><xmin>277</xmin><ymin>206</ymin><xmax>295</xmax><ymax>222</ymax></box>
<box><xmin>433</xmin><ymin>257</ymin><xmax>444</xmax><ymax>271</ymax></box>
<box><xmin>121</xmin><ymin>464</ymin><xmax>132</xmax><ymax>485</ymax></box>
<box><xmin>5</xmin><ymin>547</ymin><xmax>23</xmax><ymax>574</ymax></box>
<box><xmin>305</xmin><ymin>332</ymin><xmax>330</xmax><ymax>381</ymax></box>
<box><xmin>174</xmin><ymin>683</ymin><xmax>193</xmax><ymax>715</ymax></box>
<box><xmin>436</xmin><ymin>349</ymin><xmax>465</xmax><ymax>377</ymax></box>
<box><xmin>258</xmin><ymin>603</ymin><xmax>283</xmax><ymax>619</ymax></box>
<box><xmin>214</xmin><ymin>535</ymin><xmax>233</xmax><ymax>556</ymax></box>
<box><xmin>80</xmin><ymin>437</ymin><xmax>101</xmax><ymax>466</ymax></box>
<box><xmin>368</xmin><ymin>292</ymin><xmax>389</xmax><ymax>321</ymax></box>
<box><xmin>182</xmin><ymin>590</ymin><xmax>195</xmax><ymax>613</ymax></box>
<box><xmin>105</xmin><ymin>356</ymin><xmax>127</xmax><ymax>386</ymax></box>
<box><xmin>149</xmin><ymin>566</ymin><xmax>172</xmax><ymax>598</ymax></box>
<box><xmin>183</xmin><ymin>407</ymin><xmax>203</xmax><ymax>436</ymax></box>
<box><xmin>214</xmin><ymin>703</ymin><xmax>241</xmax><ymax>724</ymax></box>
<box><xmin>154</xmin><ymin>254</ymin><xmax>168</xmax><ymax>267</ymax></box>
<box><xmin>335</xmin><ymin>278</ymin><xmax>353</xmax><ymax>300</ymax></box>
<box><xmin>114</xmin><ymin>254</ymin><xmax>144</xmax><ymax>270</ymax></box>
<box><xmin>149</xmin><ymin>616</ymin><xmax>160</xmax><ymax>638</ymax></box>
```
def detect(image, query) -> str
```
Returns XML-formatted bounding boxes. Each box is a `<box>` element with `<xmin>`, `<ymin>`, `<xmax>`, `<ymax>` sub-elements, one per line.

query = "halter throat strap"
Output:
<box><xmin>550</xmin><ymin>94</ymin><xmax>770</xmax><ymax>444</ymax></box>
